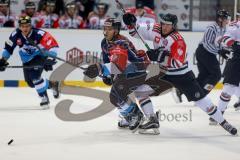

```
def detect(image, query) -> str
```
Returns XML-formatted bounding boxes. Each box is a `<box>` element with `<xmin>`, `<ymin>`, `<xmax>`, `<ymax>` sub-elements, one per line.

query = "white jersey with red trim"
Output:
<box><xmin>221</xmin><ymin>21</ymin><xmax>240</xmax><ymax>48</ymax></box>
<box><xmin>129</xmin><ymin>23</ymin><xmax>188</xmax><ymax>75</ymax></box>
<box><xmin>35</xmin><ymin>11</ymin><xmax>59</xmax><ymax>28</ymax></box>
<box><xmin>59</xmin><ymin>14</ymin><xmax>85</xmax><ymax>29</ymax></box>
<box><xmin>0</xmin><ymin>12</ymin><xmax>16</xmax><ymax>27</ymax></box>
<box><xmin>126</xmin><ymin>7</ymin><xmax>157</xmax><ymax>26</ymax></box>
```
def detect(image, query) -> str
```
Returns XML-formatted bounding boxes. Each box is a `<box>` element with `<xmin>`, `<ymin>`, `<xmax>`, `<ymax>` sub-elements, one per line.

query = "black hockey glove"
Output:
<box><xmin>146</xmin><ymin>47</ymin><xmax>169</xmax><ymax>63</ymax></box>
<box><xmin>44</xmin><ymin>58</ymin><xmax>57</xmax><ymax>71</ymax></box>
<box><xmin>83</xmin><ymin>63</ymin><xmax>101</xmax><ymax>79</ymax></box>
<box><xmin>123</xmin><ymin>13</ymin><xmax>137</xmax><ymax>26</ymax></box>
<box><xmin>218</xmin><ymin>49</ymin><xmax>231</xmax><ymax>60</ymax></box>
<box><xmin>0</xmin><ymin>58</ymin><xmax>9</xmax><ymax>71</ymax></box>
<box><xmin>102</xmin><ymin>75</ymin><xmax>113</xmax><ymax>86</ymax></box>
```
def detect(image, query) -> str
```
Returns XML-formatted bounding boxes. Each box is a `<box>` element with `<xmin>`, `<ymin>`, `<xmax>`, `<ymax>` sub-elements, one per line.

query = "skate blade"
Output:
<box><xmin>138</xmin><ymin>128</ymin><xmax>160</xmax><ymax>135</ymax></box>
<box><xmin>131</xmin><ymin>118</ymin><xmax>144</xmax><ymax>133</ymax></box>
<box><xmin>209</xmin><ymin>121</ymin><xmax>218</xmax><ymax>126</ymax></box>
<box><xmin>41</xmin><ymin>104</ymin><xmax>50</xmax><ymax>110</ymax></box>
<box><xmin>235</xmin><ymin>107</ymin><xmax>240</xmax><ymax>111</ymax></box>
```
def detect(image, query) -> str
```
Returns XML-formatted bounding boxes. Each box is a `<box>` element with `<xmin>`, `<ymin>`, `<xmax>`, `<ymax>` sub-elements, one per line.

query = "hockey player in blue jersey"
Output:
<box><xmin>0</xmin><ymin>16</ymin><xmax>60</xmax><ymax>109</ymax></box>
<box><xmin>83</xmin><ymin>18</ymin><xmax>160</xmax><ymax>133</ymax></box>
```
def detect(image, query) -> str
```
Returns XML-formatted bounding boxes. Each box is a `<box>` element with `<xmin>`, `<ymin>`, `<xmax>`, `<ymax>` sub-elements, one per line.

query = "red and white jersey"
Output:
<box><xmin>129</xmin><ymin>23</ymin><xmax>188</xmax><ymax>75</ymax></box>
<box><xmin>221</xmin><ymin>21</ymin><xmax>240</xmax><ymax>48</ymax></box>
<box><xmin>35</xmin><ymin>11</ymin><xmax>59</xmax><ymax>28</ymax></box>
<box><xmin>59</xmin><ymin>14</ymin><xmax>85</xmax><ymax>29</ymax></box>
<box><xmin>88</xmin><ymin>12</ymin><xmax>109</xmax><ymax>29</ymax></box>
<box><xmin>125</xmin><ymin>7</ymin><xmax>157</xmax><ymax>26</ymax></box>
<box><xmin>0</xmin><ymin>12</ymin><xmax>16</xmax><ymax>27</ymax></box>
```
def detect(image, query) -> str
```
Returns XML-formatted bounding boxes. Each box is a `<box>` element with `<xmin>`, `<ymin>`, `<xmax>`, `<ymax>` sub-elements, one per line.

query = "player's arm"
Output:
<box><xmin>122</xmin><ymin>13</ymin><xmax>161</xmax><ymax>41</ymax></box>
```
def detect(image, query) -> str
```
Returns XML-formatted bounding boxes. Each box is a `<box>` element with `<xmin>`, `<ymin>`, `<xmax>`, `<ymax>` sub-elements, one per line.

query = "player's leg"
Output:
<box><xmin>134</xmin><ymin>84</ymin><xmax>160</xmax><ymax>135</ymax></box>
<box><xmin>163</xmin><ymin>71</ymin><xmax>237</xmax><ymax>135</ymax></box>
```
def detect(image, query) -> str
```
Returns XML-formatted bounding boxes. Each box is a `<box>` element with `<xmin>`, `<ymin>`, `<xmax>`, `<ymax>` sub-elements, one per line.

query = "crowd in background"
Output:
<box><xmin>0</xmin><ymin>0</ymin><xmax>156</xmax><ymax>29</ymax></box>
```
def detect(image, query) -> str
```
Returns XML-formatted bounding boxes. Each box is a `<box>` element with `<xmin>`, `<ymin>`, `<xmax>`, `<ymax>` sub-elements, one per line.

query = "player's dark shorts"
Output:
<box><xmin>223</xmin><ymin>55</ymin><xmax>240</xmax><ymax>86</ymax></box>
<box><xmin>23</xmin><ymin>56</ymin><xmax>46</xmax><ymax>87</ymax></box>
<box><xmin>161</xmin><ymin>71</ymin><xmax>206</xmax><ymax>101</ymax></box>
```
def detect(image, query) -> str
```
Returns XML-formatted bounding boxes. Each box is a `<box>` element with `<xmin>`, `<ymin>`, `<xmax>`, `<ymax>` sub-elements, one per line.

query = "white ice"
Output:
<box><xmin>0</xmin><ymin>87</ymin><xmax>240</xmax><ymax>160</ymax></box>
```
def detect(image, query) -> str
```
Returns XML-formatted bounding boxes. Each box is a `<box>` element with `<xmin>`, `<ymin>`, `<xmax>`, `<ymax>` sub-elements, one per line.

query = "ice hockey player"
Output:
<box><xmin>216</xmin><ymin>21</ymin><xmax>240</xmax><ymax>114</ymax></box>
<box><xmin>124</xmin><ymin>0</ymin><xmax>157</xmax><ymax>26</ymax></box>
<box><xmin>0</xmin><ymin>0</ymin><xmax>15</xmax><ymax>27</ymax></box>
<box><xmin>195</xmin><ymin>9</ymin><xmax>230</xmax><ymax>95</ymax></box>
<box><xmin>122</xmin><ymin>12</ymin><xmax>237</xmax><ymax>135</ymax></box>
<box><xmin>59</xmin><ymin>1</ymin><xmax>85</xmax><ymax>29</ymax></box>
<box><xmin>0</xmin><ymin>16</ymin><xmax>60</xmax><ymax>109</ymax></box>
<box><xmin>83</xmin><ymin>18</ymin><xmax>159</xmax><ymax>133</ymax></box>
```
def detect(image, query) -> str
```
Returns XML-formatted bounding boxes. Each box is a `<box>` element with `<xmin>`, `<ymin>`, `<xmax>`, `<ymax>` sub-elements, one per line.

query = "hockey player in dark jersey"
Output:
<box><xmin>0</xmin><ymin>16</ymin><xmax>60</xmax><ymax>109</ymax></box>
<box><xmin>83</xmin><ymin>18</ymin><xmax>159</xmax><ymax>133</ymax></box>
<box><xmin>122</xmin><ymin>12</ymin><xmax>237</xmax><ymax>135</ymax></box>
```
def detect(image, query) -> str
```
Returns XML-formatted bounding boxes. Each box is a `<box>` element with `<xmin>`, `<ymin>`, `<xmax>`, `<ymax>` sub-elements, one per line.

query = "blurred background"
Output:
<box><xmin>0</xmin><ymin>0</ymin><xmax>239</xmax><ymax>31</ymax></box>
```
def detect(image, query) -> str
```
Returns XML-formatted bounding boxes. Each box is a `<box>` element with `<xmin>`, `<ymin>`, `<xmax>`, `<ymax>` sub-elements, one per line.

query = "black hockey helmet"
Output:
<box><xmin>0</xmin><ymin>0</ymin><xmax>9</xmax><ymax>6</ymax></box>
<box><xmin>160</xmin><ymin>13</ymin><xmax>178</xmax><ymax>28</ymax></box>
<box><xmin>216</xmin><ymin>9</ymin><xmax>230</xmax><ymax>19</ymax></box>
<box><xmin>25</xmin><ymin>1</ymin><xmax>36</xmax><ymax>9</ymax></box>
<box><xmin>18</xmin><ymin>16</ymin><xmax>31</xmax><ymax>25</ymax></box>
<box><xmin>104</xmin><ymin>18</ymin><xmax>121</xmax><ymax>31</ymax></box>
<box><xmin>136</xmin><ymin>0</ymin><xmax>144</xmax><ymax>9</ymax></box>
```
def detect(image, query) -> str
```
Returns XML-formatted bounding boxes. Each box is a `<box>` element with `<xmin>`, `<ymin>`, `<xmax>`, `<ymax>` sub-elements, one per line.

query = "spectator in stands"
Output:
<box><xmin>20</xmin><ymin>1</ymin><xmax>39</xmax><ymax>28</ymax></box>
<box><xmin>59</xmin><ymin>1</ymin><xmax>85</xmax><ymax>29</ymax></box>
<box><xmin>87</xmin><ymin>2</ymin><xmax>109</xmax><ymax>29</ymax></box>
<box><xmin>36</xmin><ymin>0</ymin><xmax>59</xmax><ymax>28</ymax></box>
<box><xmin>125</xmin><ymin>0</ymin><xmax>157</xmax><ymax>26</ymax></box>
<box><xmin>38</xmin><ymin>0</ymin><xmax>65</xmax><ymax>16</ymax></box>
<box><xmin>0</xmin><ymin>0</ymin><xmax>15</xmax><ymax>27</ymax></box>
<box><xmin>75</xmin><ymin>0</ymin><xmax>95</xmax><ymax>20</ymax></box>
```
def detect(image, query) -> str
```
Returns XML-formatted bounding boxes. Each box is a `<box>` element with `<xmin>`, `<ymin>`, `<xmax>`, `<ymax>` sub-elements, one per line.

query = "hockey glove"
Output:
<box><xmin>218</xmin><ymin>49</ymin><xmax>231</xmax><ymax>60</ymax></box>
<box><xmin>83</xmin><ymin>63</ymin><xmax>102</xmax><ymax>79</ymax></box>
<box><xmin>44</xmin><ymin>58</ymin><xmax>57</xmax><ymax>71</ymax></box>
<box><xmin>102</xmin><ymin>75</ymin><xmax>113</xmax><ymax>86</ymax></box>
<box><xmin>146</xmin><ymin>47</ymin><xmax>169</xmax><ymax>62</ymax></box>
<box><xmin>0</xmin><ymin>58</ymin><xmax>9</xmax><ymax>71</ymax></box>
<box><xmin>123</xmin><ymin>13</ymin><xmax>137</xmax><ymax>26</ymax></box>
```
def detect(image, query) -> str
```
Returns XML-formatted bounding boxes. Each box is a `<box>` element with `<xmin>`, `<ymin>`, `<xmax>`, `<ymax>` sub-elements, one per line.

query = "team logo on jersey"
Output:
<box><xmin>177</xmin><ymin>48</ymin><xmax>183</xmax><ymax>56</ymax></box>
<box><xmin>17</xmin><ymin>39</ymin><xmax>22</xmax><ymax>46</ymax></box>
<box><xmin>163</xmin><ymin>39</ymin><xmax>168</xmax><ymax>46</ymax></box>
<box><xmin>154</xmin><ymin>36</ymin><xmax>161</xmax><ymax>43</ymax></box>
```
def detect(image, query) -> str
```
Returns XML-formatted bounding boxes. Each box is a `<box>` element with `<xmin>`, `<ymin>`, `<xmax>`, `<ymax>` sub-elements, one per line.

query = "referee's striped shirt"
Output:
<box><xmin>200</xmin><ymin>22</ymin><xmax>227</xmax><ymax>55</ymax></box>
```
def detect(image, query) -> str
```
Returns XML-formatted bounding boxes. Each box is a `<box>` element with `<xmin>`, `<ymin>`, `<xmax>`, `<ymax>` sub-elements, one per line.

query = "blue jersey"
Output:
<box><xmin>1</xmin><ymin>28</ymin><xmax>59</xmax><ymax>64</ymax></box>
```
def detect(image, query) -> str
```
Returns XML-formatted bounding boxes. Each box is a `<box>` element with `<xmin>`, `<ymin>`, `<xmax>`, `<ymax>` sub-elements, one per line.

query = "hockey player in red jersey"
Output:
<box><xmin>122</xmin><ymin>12</ymin><xmax>238</xmax><ymax>135</ymax></box>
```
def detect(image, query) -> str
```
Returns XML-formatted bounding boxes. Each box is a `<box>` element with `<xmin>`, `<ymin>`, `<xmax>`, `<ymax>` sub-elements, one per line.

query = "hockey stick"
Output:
<box><xmin>6</xmin><ymin>65</ymin><xmax>43</xmax><ymax>69</ymax></box>
<box><xmin>115</xmin><ymin>0</ymin><xmax>151</xmax><ymax>51</ymax></box>
<box><xmin>26</xmin><ymin>37</ymin><xmax>87</xmax><ymax>71</ymax></box>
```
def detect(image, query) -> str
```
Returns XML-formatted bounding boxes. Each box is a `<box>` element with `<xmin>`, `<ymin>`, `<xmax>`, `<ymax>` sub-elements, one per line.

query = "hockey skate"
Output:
<box><xmin>233</xmin><ymin>101</ymin><xmax>240</xmax><ymax>111</ymax></box>
<box><xmin>123</xmin><ymin>103</ymin><xmax>144</xmax><ymax>133</ymax></box>
<box><xmin>118</xmin><ymin>116</ymin><xmax>129</xmax><ymax>129</ymax></box>
<box><xmin>50</xmin><ymin>81</ymin><xmax>61</xmax><ymax>99</ymax></box>
<box><xmin>220</xmin><ymin>120</ymin><xmax>238</xmax><ymax>135</ymax></box>
<box><xmin>209</xmin><ymin>117</ymin><xmax>218</xmax><ymax>125</ymax></box>
<box><xmin>40</xmin><ymin>95</ymin><xmax>50</xmax><ymax>110</ymax></box>
<box><xmin>138</xmin><ymin>114</ymin><xmax>160</xmax><ymax>135</ymax></box>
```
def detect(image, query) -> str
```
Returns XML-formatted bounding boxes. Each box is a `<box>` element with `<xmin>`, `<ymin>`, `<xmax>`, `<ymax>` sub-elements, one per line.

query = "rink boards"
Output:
<box><xmin>0</xmin><ymin>28</ymin><xmax>226</xmax><ymax>89</ymax></box>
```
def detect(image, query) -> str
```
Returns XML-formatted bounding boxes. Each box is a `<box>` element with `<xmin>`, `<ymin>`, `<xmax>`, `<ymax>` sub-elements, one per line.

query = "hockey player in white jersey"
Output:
<box><xmin>122</xmin><ymin>12</ymin><xmax>238</xmax><ymax>135</ymax></box>
<box><xmin>216</xmin><ymin>21</ymin><xmax>240</xmax><ymax>113</ymax></box>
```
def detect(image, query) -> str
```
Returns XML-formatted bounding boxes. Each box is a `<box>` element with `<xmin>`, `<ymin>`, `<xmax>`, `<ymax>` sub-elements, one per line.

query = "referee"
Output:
<box><xmin>195</xmin><ymin>9</ymin><xmax>230</xmax><ymax>95</ymax></box>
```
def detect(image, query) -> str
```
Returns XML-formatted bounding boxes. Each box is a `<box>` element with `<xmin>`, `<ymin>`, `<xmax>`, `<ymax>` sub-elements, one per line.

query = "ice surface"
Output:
<box><xmin>0</xmin><ymin>88</ymin><xmax>240</xmax><ymax>160</ymax></box>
